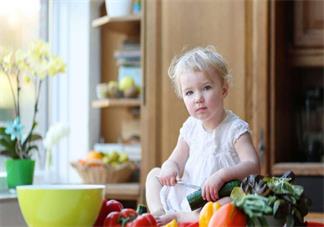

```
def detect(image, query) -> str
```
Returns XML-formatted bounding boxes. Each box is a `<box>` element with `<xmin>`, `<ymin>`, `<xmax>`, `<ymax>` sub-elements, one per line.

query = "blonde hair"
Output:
<box><xmin>168</xmin><ymin>46</ymin><xmax>232</xmax><ymax>98</ymax></box>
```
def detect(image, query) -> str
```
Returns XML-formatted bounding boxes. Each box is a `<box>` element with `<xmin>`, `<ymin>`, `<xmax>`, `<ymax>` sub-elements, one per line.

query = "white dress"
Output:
<box><xmin>160</xmin><ymin>109</ymin><xmax>250</xmax><ymax>213</ymax></box>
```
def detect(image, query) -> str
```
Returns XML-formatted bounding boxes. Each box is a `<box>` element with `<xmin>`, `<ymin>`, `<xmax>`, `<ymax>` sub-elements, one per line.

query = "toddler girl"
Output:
<box><xmin>145</xmin><ymin>46</ymin><xmax>260</xmax><ymax>225</ymax></box>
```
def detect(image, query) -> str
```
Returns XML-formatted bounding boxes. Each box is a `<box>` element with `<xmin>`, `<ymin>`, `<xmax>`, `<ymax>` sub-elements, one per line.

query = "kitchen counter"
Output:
<box><xmin>0</xmin><ymin>190</ymin><xmax>26</xmax><ymax>227</ymax></box>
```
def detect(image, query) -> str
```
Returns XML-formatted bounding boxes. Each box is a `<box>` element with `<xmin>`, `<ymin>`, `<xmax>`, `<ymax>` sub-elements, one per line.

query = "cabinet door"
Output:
<box><xmin>141</xmin><ymin>0</ymin><xmax>270</xmax><ymax>178</ymax></box>
<box><xmin>294</xmin><ymin>0</ymin><xmax>324</xmax><ymax>47</ymax></box>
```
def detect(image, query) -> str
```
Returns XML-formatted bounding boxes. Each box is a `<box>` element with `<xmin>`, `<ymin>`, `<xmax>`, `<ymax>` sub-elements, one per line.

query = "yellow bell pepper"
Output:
<box><xmin>164</xmin><ymin>219</ymin><xmax>178</xmax><ymax>227</ymax></box>
<box><xmin>199</xmin><ymin>201</ymin><xmax>221</xmax><ymax>227</ymax></box>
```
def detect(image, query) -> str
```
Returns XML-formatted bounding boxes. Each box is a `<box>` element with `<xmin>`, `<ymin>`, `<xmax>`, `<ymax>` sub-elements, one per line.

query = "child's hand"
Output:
<box><xmin>158</xmin><ymin>166</ymin><xmax>178</xmax><ymax>186</ymax></box>
<box><xmin>202</xmin><ymin>171</ymin><xmax>226</xmax><ymax>202</ymax></box>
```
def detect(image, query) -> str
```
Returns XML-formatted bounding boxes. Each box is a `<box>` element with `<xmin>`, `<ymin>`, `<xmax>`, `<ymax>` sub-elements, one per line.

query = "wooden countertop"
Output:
<box><xmin>305</xmin><ymin>213</ymin><xmax>324</xmax><ymax>223</ymax></box>
<box><xmin>105</xmin><ymin>183</ymin><xmax>140</xmax><ymax>201</ymax></box>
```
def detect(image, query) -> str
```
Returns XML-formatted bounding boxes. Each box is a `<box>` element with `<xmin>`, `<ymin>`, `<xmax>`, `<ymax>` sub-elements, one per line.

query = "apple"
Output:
<box><xmin>123</xmin><ymin>85</ymin><xmax>138</xmax><ymax>98</ymax></box>
<box><xmin>119</xmin><ymin>76</ymin><xmax>135</xmax><ymax>93</ymax></box>
<box><xmin>107</xmin><ymin>81</ymin><xmax>119</xmax><ymax>98</ymax></box>
<box><xmin>93</xmin><ymin>199</ymin><xmax>123</xmax><ymax>227</ymax></box>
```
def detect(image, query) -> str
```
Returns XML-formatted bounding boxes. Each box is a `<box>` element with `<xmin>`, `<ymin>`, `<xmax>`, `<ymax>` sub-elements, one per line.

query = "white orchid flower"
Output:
<box><xmin>43</xmin><ymin>123</ymin><xmax>69</xmax><ymax>169</ymax></box>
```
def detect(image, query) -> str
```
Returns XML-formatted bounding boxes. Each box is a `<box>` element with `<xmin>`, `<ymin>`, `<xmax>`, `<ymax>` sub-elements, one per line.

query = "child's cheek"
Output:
<box><xmin>184</xmin><ymin>99</ymin><xmax>195</xmax><ymax>116</ymax></box>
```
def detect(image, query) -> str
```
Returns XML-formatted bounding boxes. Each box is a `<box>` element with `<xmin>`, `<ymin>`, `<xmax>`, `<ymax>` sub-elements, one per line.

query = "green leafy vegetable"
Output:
<box><xmin>231</xmin><ymin>171</ymin><xmax>311</xmax><ymax>227</ymax></box>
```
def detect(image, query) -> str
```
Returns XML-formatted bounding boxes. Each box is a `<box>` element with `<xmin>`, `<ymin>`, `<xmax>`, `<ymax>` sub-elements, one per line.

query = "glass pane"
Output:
<box><xmin>0</xmin><ymin>0</ymin><xmax>46</xmax><ymax>175</ymax></box>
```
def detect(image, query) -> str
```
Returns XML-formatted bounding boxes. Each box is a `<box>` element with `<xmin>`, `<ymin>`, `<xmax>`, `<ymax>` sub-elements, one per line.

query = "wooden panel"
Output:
<box><xmin>140</xmin><ymin>0</ymin><xmax>162</xmax><ymax>197</ymax></box>
<box><xmin>250</xmin><ymin>0</ymin><xmax>270</xmax><ymax>175</ymax></box>
<box><xmin>291</xmin><ymin>48</ymin><xmax>324</xmax><ymax>67</ymax></box>
<box><xmin>294</xmin><ymin>0</ymin><xmax>324</xmax><ymax>47</ymax></box>
<box><xmin>159</xmin><ymin>0</ymin><xmax>247</xmax><ymax>161</ymax></box>
<box><xmin>272</xmin><ymin>163</ymin><xmax>324</xmax><ymax>176</ymax></box>
<box><xmin>141</xmin><ymin>0</ymin><xmax>271</xmax><ymax>188</ymax></box>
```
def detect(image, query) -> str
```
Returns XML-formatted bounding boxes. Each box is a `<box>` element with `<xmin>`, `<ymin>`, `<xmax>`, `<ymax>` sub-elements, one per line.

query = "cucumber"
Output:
<box><xmin>186</xmin><ymin>179</ymin><xmax>241</xmax><ymax>211</ymax></box>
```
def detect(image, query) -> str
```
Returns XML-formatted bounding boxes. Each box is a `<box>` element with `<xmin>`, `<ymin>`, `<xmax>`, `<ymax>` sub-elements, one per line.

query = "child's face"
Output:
<box><xmin>180</xmin><ymin>70</ymin><xmax>228</xmax><ymax>125</ymax></box>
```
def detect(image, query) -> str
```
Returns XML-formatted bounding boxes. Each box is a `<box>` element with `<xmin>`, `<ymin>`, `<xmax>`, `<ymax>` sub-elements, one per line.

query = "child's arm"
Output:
<box><xmin>202</xmin><ymin>132</ymin><xmax>260</xmax><ymax>201</ymax></box>
<box><xmin>158</xmin><ymin>136</ymin><xmax>190</xmax><ymax>186</ymax></box>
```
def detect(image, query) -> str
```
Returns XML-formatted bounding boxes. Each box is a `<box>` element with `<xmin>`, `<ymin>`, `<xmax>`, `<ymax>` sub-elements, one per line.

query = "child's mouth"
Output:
<box><xmin>196</xmin><ymin>107</ymin><xmax>207</xmax><ymax>112</ymax></box>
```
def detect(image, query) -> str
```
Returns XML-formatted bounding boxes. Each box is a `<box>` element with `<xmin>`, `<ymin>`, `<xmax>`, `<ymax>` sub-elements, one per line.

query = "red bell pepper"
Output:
<box><xmin>306</xmin><ymin>222</ymin><xmax>324</xmax><ymax>227</ymax></box>
<box><xmin>94</xmin><ymin>199</ymin><xmax>123</xmax><ymax>227</ymax></box>
<box><xmin>126</xmin><ymin>213</ymin><xmax>157</xmax><ymax>227</ymax></box>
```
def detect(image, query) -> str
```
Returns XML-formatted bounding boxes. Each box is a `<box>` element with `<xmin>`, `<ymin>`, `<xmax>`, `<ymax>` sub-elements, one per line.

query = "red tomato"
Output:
<box><xmin>103</xmin><ymin>211</ymin><xmax>121</xmax><ymax>227</ymax></box>
<box><xmin>103</xmin><ymin>208</ymin><xmax>137</xmax><ymax>227</ymax></box>
<box><xmin>94</xmin><ymin>199</ymin><xmax>123</xmax><ymax>227</ymax></box>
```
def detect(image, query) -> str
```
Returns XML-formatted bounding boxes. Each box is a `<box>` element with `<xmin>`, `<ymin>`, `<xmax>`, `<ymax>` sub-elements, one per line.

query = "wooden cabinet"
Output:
<box><xmin>141</xmin><ymin>0</ymin><xmax>269</xmax><ymax>182</ymax></box>
<box><xmin>269</xmin><ymin>0</ymin><xmax>324</xmax><ymax>177</ymax></box>
<box><xmin>268</xmin><ymin>0</ymin><xmax>323</xmax><ymax>211</ymax></box>
<box><xmin>141</xmin><ymin>0</ymin><xmax>323</xmax><ymax>209</ymax></box>
<box><xmin>94</xmin><ymin>0</ymin><xmax>323</xmax><ymax>208</ymax></box>
<box><xmin>92</xmin><ymin>4</ymin><xmax>142</xmax><ymax>203</ymax></box>
<box><xmin>294</xmin><ymin>0</ymin><xmax>324</xmax><ymax>48</ymax></box>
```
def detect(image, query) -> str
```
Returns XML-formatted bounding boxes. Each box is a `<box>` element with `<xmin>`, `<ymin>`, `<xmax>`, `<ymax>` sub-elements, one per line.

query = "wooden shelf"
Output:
<box><xmin>92</xmin><ymin>15</ymin><xmax>141</xmax><ymax>27</ymax></box>
<box><xmin>272</xmin><ymin>163</ymin><xmax>324</xmax><ymax>176</ymax></box>
<box><xmin>305</xmin><ymin>212</ymin><xmax>324</xmax><ymax>223</ymax></box>
<box><xmin>105</xmin><ymin>183</ymin><xmax>140</xmax><ymax>201</ymax></box>
<box><xmin>290</xmin><ymin>48</ymin><xmax>324</xmax><ymax>67</ymax></box>
<box><xmin>92</xmin><ymin>98</ymin><xmax>141</xmax><ymax>108</ymax></box>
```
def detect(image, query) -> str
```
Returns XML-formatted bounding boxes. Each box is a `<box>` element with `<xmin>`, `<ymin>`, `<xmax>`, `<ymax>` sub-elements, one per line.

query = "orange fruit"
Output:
<box><xmin>86</xmin><ymin>151</ymin><xmax>104</xmax><ymax>160</ymax></box>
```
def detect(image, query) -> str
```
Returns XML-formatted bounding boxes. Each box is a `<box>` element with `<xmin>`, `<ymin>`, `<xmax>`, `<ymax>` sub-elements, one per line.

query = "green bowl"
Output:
<box><xmin>17</xmin><ymin>184</ymin><xmax>105</xmax><ymax>227</ymax></box>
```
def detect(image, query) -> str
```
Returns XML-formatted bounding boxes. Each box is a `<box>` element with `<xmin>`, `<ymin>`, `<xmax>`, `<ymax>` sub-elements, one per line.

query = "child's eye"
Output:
<box><xmin>185</xmin><ymin>90</ymin><xmax>193</xmax><ymax>96</ymax></box>
<box><xmin>203</xmin><ymin>85</ymin><xmax>212</xmax><ymax>90</ymax></box>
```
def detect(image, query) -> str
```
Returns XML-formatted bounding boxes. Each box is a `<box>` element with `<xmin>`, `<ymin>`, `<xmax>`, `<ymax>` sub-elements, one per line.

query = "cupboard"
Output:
<box><xmin>92</xmin><ymin>4</ymin><xmax>142</xmax><ymax>203</ymax></box>
<box><xmin>141</xmin><ymin>0</ymin><xmax>323</xmax><ymax>210</ymax></box>
<box><xmin>268</xmin><ymin>0</ymin><xmax>324</xmax><ymax>211</ymax></box>
<box><xmin>94</xmin><ymin>0</ymin><xmax>323</xmax><ymax>209</ymax></box>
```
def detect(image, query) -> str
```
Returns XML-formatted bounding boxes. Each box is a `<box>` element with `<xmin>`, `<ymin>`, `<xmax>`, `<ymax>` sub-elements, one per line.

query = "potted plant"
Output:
<box><xmin>0</xmin><ymin>40</ymin><xmax>66</xmax><ymax>189</ymax></box>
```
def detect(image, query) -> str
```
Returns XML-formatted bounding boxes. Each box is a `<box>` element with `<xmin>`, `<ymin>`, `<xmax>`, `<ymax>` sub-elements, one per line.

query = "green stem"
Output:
<box><xmin>22</xmin><ymin>79</ymin><xmax>42</xmax><ymax>158</ymax></box>
<box><xmin>16</xmin><ymin>68</ymin><xmax>20</xmax><ymax>117</ymax></box>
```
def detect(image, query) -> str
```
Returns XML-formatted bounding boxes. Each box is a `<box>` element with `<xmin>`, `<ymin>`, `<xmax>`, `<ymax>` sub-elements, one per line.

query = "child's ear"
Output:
<box><xmin>222</xmin><ymin>82</ymin><xmax>229</xmax><ymax>97</ymax></box>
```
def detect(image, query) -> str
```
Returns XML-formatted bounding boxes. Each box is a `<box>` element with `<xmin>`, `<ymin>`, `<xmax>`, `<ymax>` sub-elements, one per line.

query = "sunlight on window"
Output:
<box><xmin>0</xmin><ymin>0</ymin><xmax>41</xmax><ymax>48</ymax></box>
<box><xmin>0</xmin><ymin>0</ymin><xmax>42</xmax><ymax>177</ymax></box>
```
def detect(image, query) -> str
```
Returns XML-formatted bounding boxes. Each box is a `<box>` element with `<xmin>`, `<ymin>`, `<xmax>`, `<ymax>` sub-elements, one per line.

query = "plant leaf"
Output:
<box><xmin>30</xmin><ymin>133</ymin><xmax>42</xmax><ymax>142</ymax></box>
<box><xmin>26</xmin><ymin>145</ymin><xmax>39</xmax><ymax>153</ymax></box>
<box><xmin>230</xmin><ymin>186</ymin><xmax>245</xmax><ymax>201</ymax></box>
<box><xmin>286</xmin><ymin>214</ymin><xmax>295</xmax><ymax>227</ymax></box>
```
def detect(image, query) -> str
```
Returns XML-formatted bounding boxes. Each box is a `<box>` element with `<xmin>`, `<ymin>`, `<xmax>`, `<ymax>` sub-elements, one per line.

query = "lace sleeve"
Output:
<box><xmin>231</xmin><ymin>119</ymin><xmax>250</xmax><ymax>144</ymax></box>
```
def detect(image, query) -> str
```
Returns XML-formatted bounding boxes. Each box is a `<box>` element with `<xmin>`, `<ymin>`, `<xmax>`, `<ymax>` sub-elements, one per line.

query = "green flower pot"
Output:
<box><xmin>6</xmin><ymin>159</ymin><xmax>35</xmax><ymax>189</ymax></box>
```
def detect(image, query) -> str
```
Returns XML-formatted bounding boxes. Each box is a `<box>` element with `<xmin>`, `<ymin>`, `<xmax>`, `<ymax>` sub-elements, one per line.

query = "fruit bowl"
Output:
<box><xmin>71</xmin><ymin>160</ymin><xmax>136</xmax><ymax>183</ymax></box>
<box><xmin>16</xmin><ymin>184</ymin><xmax>105</xmax><ymax>227</ymax></box>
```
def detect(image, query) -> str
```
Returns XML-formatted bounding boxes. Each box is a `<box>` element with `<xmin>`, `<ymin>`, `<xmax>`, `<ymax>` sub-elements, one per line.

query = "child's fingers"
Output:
<box><xmin>170</xmin><ymin>176</ymin><xmax>177</xmax><ymax>185</ymax></box>
<box><xmin>201</xmin><ymin>186</ymin><xmax>206</xmax><ymax>200</ymax></box>
<box><xmin>203</xmin><ymin>186</ymin><xmax>211</xmax><ymax>201</ymax></box>
<box><xmin>210</xmin><ymin>188</ymin><xmax>218</xmax><ymax>201</ymax></box>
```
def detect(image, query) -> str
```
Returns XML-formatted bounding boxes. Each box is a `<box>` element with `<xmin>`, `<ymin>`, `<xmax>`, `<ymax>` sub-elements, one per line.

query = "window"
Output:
<box><xmin>0</xmin><ymin>0</ymin><xmax>48</xmax><ymax>178</ymax></box>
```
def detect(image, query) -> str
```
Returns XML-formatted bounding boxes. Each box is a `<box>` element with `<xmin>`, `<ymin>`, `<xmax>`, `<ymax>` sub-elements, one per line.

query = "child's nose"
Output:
<box><xmin>195</xmin><ymin>92</ymin><xmax>204</xmax><ymax>103</ymax></box>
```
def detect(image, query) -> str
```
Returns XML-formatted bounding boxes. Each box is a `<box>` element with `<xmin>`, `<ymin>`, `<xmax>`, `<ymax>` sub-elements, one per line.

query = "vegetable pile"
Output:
<box><xmin>94</xmin><ymin>199</ymin><xmax>157</xmax><ymax>227</ymax></box>
<box><xmin>231</xmin><ymin>171</ymin><xmax>312</xmax><ymax>227</ymax></box>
